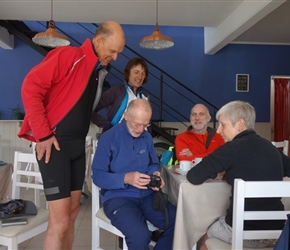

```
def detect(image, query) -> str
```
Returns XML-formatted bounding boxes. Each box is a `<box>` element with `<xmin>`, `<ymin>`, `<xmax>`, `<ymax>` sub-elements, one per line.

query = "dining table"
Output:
<box><xmin>0</xmin><ymin>162</ymin><xmax>13</xmax><ymax>201</ymax></box>
<box><xmin>161</xmin><ymin>166</ymin><xmax>290</xmax><ymax>250</ymax></box>
<box><xmin>161</xmin><ymin>165</ymin><xmax>231</xmax><ymax>250</ymax></box>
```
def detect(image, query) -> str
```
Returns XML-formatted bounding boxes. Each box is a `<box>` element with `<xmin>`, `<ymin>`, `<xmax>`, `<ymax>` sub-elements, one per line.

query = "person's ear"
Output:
<box><xmin>207</xmin><ymin>114</ymin><xmax>211</xmax><ymax>123</ymax></box>
<box><xmin>238</xmin><ymin>118</ymin><xmax>246</xmax><ymax>131</ymax></box>
<box><xmin>124</xmin><ymin>111</ymin><xmax>128</xmax><ymax>121</ymax></box>
<box><xmin>93</xmin><ymin>35</ymin><xmax>102</xmax><ymax>48</ymax></box>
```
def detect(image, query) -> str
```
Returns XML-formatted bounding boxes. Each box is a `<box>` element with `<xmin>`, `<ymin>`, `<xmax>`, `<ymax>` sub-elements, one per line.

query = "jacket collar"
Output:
<box><xmin>233</xmin><ymin>129</ymin><xmax>256</xmax><ymax>140</ymax></box>
<box><xmin>125</xmin><ymin>82</ymin><xmax>143</xmax><ymax>96</ymax></box>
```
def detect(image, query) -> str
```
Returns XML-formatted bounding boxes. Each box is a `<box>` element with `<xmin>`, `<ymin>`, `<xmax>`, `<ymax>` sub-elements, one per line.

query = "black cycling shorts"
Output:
<box><xmin>37</xmin><ymin>139</ymin><xmax>86</xmax><ymax>201</ymax></box>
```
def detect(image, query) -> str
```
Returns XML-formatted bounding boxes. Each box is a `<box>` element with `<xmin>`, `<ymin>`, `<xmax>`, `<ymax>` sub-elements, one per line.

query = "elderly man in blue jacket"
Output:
<box><xmin>92</xmin><ymin>99</ymin><xmax>176</xmax><ymax>250</ymax></box>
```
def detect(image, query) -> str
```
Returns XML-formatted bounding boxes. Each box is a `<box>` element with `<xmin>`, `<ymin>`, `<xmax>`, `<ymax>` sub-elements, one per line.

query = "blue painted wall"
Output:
<box><xmin>1</xmin><ymin>22</ymin><xmax>290</xmax><ymax>121</ymax></box>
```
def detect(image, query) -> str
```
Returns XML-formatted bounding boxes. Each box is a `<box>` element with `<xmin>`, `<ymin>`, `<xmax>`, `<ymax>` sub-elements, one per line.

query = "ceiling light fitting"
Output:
<box><xmin>32</xmin><ymin>0</ymin><xmax>70</xmax><ymax>48</ymax></box>
<box><xmin>140</xmin><ymin>0</ymin><xmax>174</xmax><ymax>50</ymax></box>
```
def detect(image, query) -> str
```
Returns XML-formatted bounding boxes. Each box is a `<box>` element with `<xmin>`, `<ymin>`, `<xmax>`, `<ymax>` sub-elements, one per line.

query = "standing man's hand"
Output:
<box><xmin>36</xmin><ymin>136</ymin><xmax>60</xmax><ymax>163</ymax></box>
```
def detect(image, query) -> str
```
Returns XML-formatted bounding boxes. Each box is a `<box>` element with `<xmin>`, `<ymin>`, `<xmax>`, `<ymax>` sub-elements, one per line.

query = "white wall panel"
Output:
<box><xmin>0</xmin><ymin>121</ymin><xmax>102</xmax><ymax>164</ymax></box>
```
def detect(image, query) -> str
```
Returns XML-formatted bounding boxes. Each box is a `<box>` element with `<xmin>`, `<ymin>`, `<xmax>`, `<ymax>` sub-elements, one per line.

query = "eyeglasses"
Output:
<box><xmin>127</xmin><ymin>116</ymin><xmax>150</xmax><ymax>129</ymax></box>
<box><xmin>133</xmin><ymin>122</ymin><xmax>149</xmax><ymax>129</ymax></box>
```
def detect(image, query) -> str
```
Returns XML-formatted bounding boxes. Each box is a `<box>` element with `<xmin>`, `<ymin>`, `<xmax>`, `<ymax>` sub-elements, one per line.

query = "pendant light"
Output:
<box><xmin>140</xmin><ymin>0</ymin><xmax>174</xmax><ymax>50</ymax></box>
<box><xmin>32</xmin><ymin>0</ymin><xmax>70</xmax><ymax>48</ymax></box>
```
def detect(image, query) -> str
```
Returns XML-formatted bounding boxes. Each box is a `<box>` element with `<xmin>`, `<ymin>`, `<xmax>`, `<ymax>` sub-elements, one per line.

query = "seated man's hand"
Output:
<box><xmin>124</xmin><ymin>172</ymin><xmax>165</xmax><ymax>191</ymax></box>
<box><xmin>179</xmin><ymin>148</ymin><xmax>193</xmax><ymax>157</ymax></box>
<box><xmin>124</xmin><ymin>172</ymin><xmax>151</xmax><ymax>189</ymax></box>
<box><xmin>151</xmin><ymin>171</ymin><xmax>165</xmax><ymax>191</ymax></box>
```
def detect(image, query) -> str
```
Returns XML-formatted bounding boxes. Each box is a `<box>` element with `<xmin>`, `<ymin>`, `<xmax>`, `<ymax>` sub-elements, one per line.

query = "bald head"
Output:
<box><xmin>127</xmin><ymin>99</ymin><xmax>152</xmax><ymax>116</ymax></box>
<box><xmin>191</xmin><ymin>104</ymin><xmax>210</xmax><ymax>116</ymax></box>
<box><xmin>124</xmin><ymin>99</ymin><xmax>152</xmax><ymax>137</ymax></box>
<box><xmin>190</xmin><ymin>104</ymin><xmax>211</xmax><ymax>134</ymax></box>
<box><xmin>92</xmin><ymin>21</ymin><xmax>125</xmax><ymax>66</ymax></box>
<box><xmin>94</xmin><ymin>21</ymin><xmax>125</xmax><ymax>41</ymax></box>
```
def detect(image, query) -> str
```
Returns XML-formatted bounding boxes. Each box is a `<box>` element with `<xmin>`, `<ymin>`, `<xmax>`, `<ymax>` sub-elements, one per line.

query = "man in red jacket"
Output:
<box><xmin>175</xmin><ymin>104</ymin><xmax>224</xmax><ymax>162</ymax></box>
<box><xmin>19</xmin><ymin>21</ymin><xmax>125</xmax><ymax>250</ymax></box>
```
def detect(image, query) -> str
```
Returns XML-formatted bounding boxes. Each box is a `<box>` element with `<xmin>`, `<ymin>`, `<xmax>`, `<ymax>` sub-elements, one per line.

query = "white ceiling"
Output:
<box><xmin>1</xmin><ymin>0</ymin><xmax>290</xmax><ymax>54</ymax></box>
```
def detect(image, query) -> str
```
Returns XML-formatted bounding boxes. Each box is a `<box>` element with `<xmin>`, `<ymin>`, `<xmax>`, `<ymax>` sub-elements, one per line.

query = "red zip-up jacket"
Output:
<box><xmin>18</xmin><ymin>39</ymin><xmax>99</xmax><ymax>142</ymax></box>
<box><xmin>175</xmin><ymin>126</ymin><xmax>224</xmax><ymax>161</ymax></box>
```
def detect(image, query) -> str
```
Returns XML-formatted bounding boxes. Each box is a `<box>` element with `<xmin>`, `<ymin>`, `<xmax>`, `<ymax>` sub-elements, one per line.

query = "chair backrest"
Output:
<box><xmin>91</xmin><ymin>153</ymin><xmax>101</xmax><ymax>214</ymax></box>
<box><xmin>92</xmin><ymin>139</ymin><xmax>98</xmax><ymax>154</ymax></box>
<box><xmin>91</xmin><ymin>152</ymin><xmax>129</xmax><ymax>249</ymax></box>
<box><xmin>232</xmin><ymin>179</ymin><xmax>290</xmax><ymax>250</ymax></box>
<box><xmin>272</xmin><ymin>140</ymin><xmax>289</xmax><ymax>156</ymax></box>
<box><xmin>91</xmin><ymin>153</ymin><xmax>157</xmax><ymax>249</ymax></box>
<box><xmin>0</xmin><ymin>151</ymin><xmax>48</xmax><ymax>250</ymax></box>
<box><xmin>12</xmin><ymin>151</ymin><xmax>44</xmax><ymax>207</ymax></box>
<box><xmin>0</xmin><ymin>134</ymin><xmax>2</xmax><ymax>160</ymax></box>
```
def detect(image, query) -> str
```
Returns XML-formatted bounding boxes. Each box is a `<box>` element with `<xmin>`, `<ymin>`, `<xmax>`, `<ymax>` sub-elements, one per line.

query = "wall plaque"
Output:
<box><xmin>236</xmin><ymin>74</ymin><xmax>249</xmax><ymax>92</ymax></box>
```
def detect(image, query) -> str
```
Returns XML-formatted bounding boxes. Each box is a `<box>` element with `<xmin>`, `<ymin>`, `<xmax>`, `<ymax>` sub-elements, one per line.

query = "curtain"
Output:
<box><xmin>273</xmin><ymin>78</ymin><xmax>290</xmax><ymax>142</ymax></box>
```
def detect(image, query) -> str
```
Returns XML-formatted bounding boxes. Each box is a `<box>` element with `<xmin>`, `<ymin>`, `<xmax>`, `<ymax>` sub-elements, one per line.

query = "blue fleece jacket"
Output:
<box><xmin>92</xmin><ymin>119</ymin><xmax>160</xmax><ymax>204</ymax></box>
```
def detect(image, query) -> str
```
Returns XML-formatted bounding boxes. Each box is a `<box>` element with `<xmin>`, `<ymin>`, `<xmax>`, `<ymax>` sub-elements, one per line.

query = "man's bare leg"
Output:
<box><xmin>43</xmin><ymin>190</ymin><xmax>82</xmax><ymax>250</ymax></box>
<box><xmin>63</xmin><ymin>190</ymin><xmax>82</xmax><ymax>250</ymax></box>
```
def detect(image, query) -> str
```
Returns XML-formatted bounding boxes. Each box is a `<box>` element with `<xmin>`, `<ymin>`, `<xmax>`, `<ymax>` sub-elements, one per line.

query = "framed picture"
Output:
<box><xmin>236</xmin><ymin>74</ymin><xmax>249</xmax><ymax>92</ymax></box>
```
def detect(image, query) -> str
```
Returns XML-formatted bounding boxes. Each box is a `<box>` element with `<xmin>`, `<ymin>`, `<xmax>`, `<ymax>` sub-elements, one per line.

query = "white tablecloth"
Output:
<box><xmin>85</xmin><ymin>145</ymin><xmax>93</xmax><ymax>193</ymax></box>
<box><xmin>173</xmin><ymin>181</ymin><xmax>231</xmax><ymax>249</ymax></box>
<box><xmin>161</xmin><ymin>167</ymin><xmax>290</xmax><ymax>250</ymax></box>
<box><xmin>161</xmin><ymin>166</ymin><xmax>231</xmax><ymax>250</ymax></box>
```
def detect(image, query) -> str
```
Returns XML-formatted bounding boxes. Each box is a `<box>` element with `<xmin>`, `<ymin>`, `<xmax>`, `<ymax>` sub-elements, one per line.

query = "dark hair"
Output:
<box><xmin>124</xmin><ymin>58</ymin><xmax>148</xmax><ymax>84</ymax></box>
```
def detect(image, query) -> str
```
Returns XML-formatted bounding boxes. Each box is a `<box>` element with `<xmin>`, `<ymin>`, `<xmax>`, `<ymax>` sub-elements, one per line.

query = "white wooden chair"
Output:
<box><xmin>92</xmin><ymin>139</ymin><xmax>98</xmax><ymax>154</ymax></box>
<box><xmin>91</xmin><ymin>154</ymin><xmax>158</xmax><ymax>249</ymax></box>
<box><xmin>206</xmin><ymin>179</ymin><xmax>290</xmax><ymax>250</ymax></box>
<box><xmin>272</xmin><ymin>140</ymin><xmax>289</xmax><ymax>156</ymax></box>
<box><xmin>0</xmin><ymin>134</ymin><xmax>2</xmax><ymax>160</ymax></box>
<box><xmin>0</xmin><ymin>151</ymin><xmax>48</xmax><ymax>250</ymax></box>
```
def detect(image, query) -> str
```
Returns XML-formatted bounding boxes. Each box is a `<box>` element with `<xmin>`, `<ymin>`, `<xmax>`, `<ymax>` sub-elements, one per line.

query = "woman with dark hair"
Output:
<box><xmin>91</xmin><ymin>57</ymin><xmax>149</xmax><ymax>132</ymax></box>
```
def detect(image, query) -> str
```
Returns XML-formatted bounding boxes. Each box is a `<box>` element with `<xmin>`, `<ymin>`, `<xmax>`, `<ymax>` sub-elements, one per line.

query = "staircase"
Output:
<box><xmin>1</xmin><ymin>20</ymin><xmax>219</xmax><ymax>147</ymax></box>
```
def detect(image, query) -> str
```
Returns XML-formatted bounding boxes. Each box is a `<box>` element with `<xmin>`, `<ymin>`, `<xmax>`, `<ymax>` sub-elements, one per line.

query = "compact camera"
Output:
<box><xmin>148</xmin><ymin>175</ymin><xmax>161</xmax><ymax>188</ymax></box>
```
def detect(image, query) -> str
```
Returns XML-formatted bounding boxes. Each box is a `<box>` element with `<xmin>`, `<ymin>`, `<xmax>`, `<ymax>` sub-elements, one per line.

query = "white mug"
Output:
<box><xmin>179</xmin><ymin>160</ymin><xmax>192</xmax><ymax>171</ymax></box>
<box><xmin>193</xmin><ymin>157</ymin><xmax>203</xmax><ymax>166</ymax></box>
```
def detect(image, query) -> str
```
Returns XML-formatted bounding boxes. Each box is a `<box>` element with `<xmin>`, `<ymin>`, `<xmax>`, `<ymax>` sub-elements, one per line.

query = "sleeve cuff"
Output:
<box><xmin>39</xmin><ymin>132</ymin><xmax>55</xmax><ymax>142</ymax></box>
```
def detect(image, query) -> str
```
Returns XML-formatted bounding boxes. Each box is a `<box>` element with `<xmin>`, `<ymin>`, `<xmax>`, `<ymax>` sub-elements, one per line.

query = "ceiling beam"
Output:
<box><xmin>0</xmin><ymin>20</ymin><xmax>48</xmax><ymax>56</ymax></box>
<box><xmin>0</xmin><ymin>25</ymin><xmax>14</xmax><ymax>49</ymax></box>
<box><xmin>204</xmin><ymin>0</ymin><xmax>286</xmax><ymax>55</ymax></box>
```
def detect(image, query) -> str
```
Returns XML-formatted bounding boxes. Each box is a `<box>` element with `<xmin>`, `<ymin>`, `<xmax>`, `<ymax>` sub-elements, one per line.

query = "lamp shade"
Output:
<box><xmin>32</xmin><ymin>20</ymin><xmax>70</xmax><ymax>48</ymax></box>
<box><xmin>140</xmin><ymin>25</ymin><xmax>174</xmax><ymax>50</ymax></box>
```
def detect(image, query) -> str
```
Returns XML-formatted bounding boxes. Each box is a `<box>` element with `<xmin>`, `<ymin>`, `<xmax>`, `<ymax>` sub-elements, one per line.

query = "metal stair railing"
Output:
<box><xmin>4</xmin><ymin>20</ymin><xmax>220</xmax><ymax>141</ymax></box>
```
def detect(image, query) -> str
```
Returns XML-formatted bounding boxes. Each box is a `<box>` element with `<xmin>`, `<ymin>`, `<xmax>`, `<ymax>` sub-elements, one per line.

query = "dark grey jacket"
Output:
<box><xmin>91</xmin><ymin>83</ymin><xmax>147</xmax><ymax>132</ymax></box>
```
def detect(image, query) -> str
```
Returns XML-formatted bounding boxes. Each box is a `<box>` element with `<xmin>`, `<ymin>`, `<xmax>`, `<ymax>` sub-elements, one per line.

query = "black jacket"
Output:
<box><xmin>187</xmin><ymin>130</ymin><xmax>290</xmax><ymax>230</ymax></box>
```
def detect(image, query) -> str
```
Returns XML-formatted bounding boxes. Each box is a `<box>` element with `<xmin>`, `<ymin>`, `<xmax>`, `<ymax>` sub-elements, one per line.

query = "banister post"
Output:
<box><xmin>159</xmin><ymin>73</ymin><xmax>164</xmax><ymax>121</ymax></box>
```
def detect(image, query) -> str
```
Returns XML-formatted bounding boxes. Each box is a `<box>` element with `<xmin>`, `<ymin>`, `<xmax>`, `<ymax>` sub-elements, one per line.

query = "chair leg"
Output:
<box><xmin>8</xmin><ymin>238</ymin><xmax>18</xmax><ymax>250</ymax></box>
<box><xmin>122</xmin><ymin>237</ymin><xmax>128</xmax><ymax>250</ymax></box>
<box><xmin>92</xmin><ymin>223</ymin><xmax>100</xmax><ymax>249</ymax></box>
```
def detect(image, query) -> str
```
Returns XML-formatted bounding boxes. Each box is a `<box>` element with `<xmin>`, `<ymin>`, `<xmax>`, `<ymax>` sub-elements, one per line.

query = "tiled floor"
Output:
<box><xmin>0</xmin><ymin>193</ymin><xmax>119</xmax><ymax>250</ymax></box>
